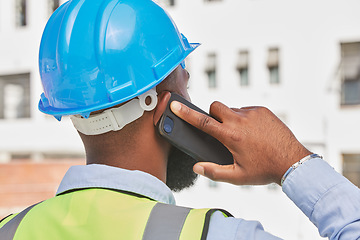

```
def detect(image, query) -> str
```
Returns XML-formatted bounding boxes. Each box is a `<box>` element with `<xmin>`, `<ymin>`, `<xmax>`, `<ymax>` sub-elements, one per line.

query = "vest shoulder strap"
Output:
<box><xmin>181</xmin><ymin>207</ymin><xmax>233</xmax><ymax>240</ymax></box>
<box><xmin>142</xmin><ymin>202</ymin><xmax>233</xmax><ymax>240</ymax></box>
<box><xmin>0</xmin><ymin>202</ymin><xmax>41</xmax><ymax>240</ymax></box>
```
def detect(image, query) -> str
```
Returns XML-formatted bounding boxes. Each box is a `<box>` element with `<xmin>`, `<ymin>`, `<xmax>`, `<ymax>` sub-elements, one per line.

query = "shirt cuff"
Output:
<box><xmin>281</xmin><ymin>157</ymin><xmax>348</xmax><ymax>218</ymax></box>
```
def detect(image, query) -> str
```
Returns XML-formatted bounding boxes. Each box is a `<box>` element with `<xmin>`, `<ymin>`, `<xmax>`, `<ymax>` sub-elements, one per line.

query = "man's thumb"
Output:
<box><xmin>193</xmin><ymin>162</ymin><xmax>235</xmax><ymax>182</ymax></box>
<box><xmin>193</xmin><ymin>163</ymin><xmax>205</xmax><ymax>176</ymax></box>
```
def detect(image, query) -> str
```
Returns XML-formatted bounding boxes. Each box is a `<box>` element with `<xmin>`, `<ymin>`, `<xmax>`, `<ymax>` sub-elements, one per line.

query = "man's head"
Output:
<box><xmin>38</xmin><ymin>0</ymin><xmax>199</xmax><ymax>120</ymax></box>
<box><xmin>38</xmin><ymin>0</ymin><xmax>200</xmax><ymax>191</ymax></box>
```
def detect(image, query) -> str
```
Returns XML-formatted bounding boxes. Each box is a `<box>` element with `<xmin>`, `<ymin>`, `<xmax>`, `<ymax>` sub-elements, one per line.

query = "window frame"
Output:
<box><xmin>340</xmin><ymin>42</ymin><xmax>360</xmax><ymax>106</ymax></box>
<box><xmin>48</xmin><ymin>0</ymin><xmax>60</xmax><ymax>16</ymax></box>
<box><xmin>237</xmin><ymin>50</ymin><xmax>250</xmax><ymax>86</ymax></box>
<box><xmin>267</xmin><ymin>48</ymin><xmax>280</xmax><ymax>84</ymax></box>
<box><xmin>157</xmin><ymin>0</ymin><xmax>175</xmax><ymax>7</ymax></box>
<box><xmin>342</xmin><ymin>153</ymin><xmax>360</xmax><ymax>188</ymax></box>
<box><xmin>205</xmin><ymin>53</ymin><xmax>217</xmax><ymax>89</ymax></box>
<box><xmin>0</xmin><ymin>73</ymin><xmax>31</xmax><ymax>120</ymax></box>
<box><xmin>15</xmin><ymin>0</ymin><xmax>27</xmax><ymax>27</ymax></box>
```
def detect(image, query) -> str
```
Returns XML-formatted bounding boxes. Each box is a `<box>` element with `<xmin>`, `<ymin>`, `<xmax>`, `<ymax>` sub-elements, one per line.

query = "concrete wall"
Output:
<box><xmin>0</xmin><ymin>160</ymin><xmax>84</xmax><ymax>219</ymax></box>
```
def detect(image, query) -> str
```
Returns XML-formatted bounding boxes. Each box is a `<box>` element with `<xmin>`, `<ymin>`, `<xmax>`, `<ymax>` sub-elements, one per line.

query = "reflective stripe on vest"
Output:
<box><xmin>0</xmin><ymin>203</ymin><xmax>41</xmax><ymax>240</ymax></box>
<box><xmin>0</xmin><ymin>188</ymin><xmax>232</xmax><ymax>240</ymax></box>
<box><xmin>143</xmin><ymin>203</ymin><xmax>191</xmax><ymax>240</ymax></box>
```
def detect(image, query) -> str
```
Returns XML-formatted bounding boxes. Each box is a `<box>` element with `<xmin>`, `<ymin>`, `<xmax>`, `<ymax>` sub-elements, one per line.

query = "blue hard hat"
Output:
<box><xmin>38</xmin><ymin>0</ymin><xmax>199</xmax><ymax>120</ymax></box>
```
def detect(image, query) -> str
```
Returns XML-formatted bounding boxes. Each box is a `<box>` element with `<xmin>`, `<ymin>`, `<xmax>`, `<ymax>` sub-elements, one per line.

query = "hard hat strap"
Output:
<box><xmin>70</xmin><ymin>88</ymin><xmax>158</xmax><ymax>135</ymax></box>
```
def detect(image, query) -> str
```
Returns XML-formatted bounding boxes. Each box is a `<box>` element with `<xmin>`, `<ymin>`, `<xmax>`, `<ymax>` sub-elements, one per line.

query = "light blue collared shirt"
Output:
<box><xmin>57</xmin><ymin>158</ymin><xmax>360</xmax><ymax>239</ymax></box>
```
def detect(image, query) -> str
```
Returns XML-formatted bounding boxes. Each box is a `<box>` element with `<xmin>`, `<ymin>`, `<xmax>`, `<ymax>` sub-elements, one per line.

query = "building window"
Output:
<box><xmin>267</xmin><ymin>48</ymin><xmax>280</xmax><ymax>84</ymax></box>
<box><xmin>16</xmin><ymin>0</ymin><xmax>27</xmax><ymax>27</ymax></box>
<box><xmin>205</xmin><ymin>53</ymin><xmax>217</xmax><ymax>88</ymax></box>
<box><xmin>160</xmin><ymin>0</ymin><xmax>175</xmax><ymax>6</ymax></box>
<box><xmin>340</xmin><ymin>42</ymin><xmax>360</xmax><ymax>105</ymax></box>
<box><xmin>48</xmin><ymin>0</ymin><xmax>60</xmax><ymax>16</ymax></box>
<box><xmin>0</xmin><ymin>73</ymin><xmax>31</xmax><ymax>119</ymax></box>
<box><xmin>343</xmin><ymin>154</ymin><xmax>360</xmax><ymax>187</ymax></box>
<box><xmin>237</xmin><ymin>51</ymin><xmax>249</xmax><ymax>86</ymax></box>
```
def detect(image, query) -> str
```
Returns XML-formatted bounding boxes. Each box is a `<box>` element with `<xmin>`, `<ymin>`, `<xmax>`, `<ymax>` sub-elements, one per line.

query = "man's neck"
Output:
<box><xmin>81</xmin><ymin>123</ymin><xmax>170</xmax><ymax>183</ymax></box>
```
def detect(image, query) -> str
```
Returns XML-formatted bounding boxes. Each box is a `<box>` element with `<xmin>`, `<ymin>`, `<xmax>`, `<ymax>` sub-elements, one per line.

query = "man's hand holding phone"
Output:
<box><xmin>157</xmin><ymin>93</ymin><xmax>233</xmax><ymax>166</ymax></box>
<box><xmin>170</xmin><ymin>101</ymin><xmax>312</xmax><ymax>186</ymax></box>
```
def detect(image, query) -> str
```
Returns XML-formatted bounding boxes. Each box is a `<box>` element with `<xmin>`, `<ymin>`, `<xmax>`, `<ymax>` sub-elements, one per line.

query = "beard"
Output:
<box><xmin>166</xmin><ymin>146</ymin><xmax>199</xmax><ymax>192</ymax></box>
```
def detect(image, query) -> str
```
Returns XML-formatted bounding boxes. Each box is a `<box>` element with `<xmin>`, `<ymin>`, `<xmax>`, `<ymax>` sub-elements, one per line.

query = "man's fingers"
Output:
<box><xmin>193</xmin><ymin>162</ymin><xmax>245</xmax><ymax>184</ymax></box>
<box><xmin>209</xmin><ymin>101</ymin><xmax>234</xmax><ymax>123</ymax></box>
<box><xmin>170</xmin><ymin>101</ymin><xmax>223</xmax><ymax>140</ymax></box>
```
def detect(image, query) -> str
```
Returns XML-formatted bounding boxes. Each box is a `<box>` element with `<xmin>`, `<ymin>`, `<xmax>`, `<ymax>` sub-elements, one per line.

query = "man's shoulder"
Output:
<box><xmin>0</xmin><ymin>214</ymin><xmax>16</xmax><ymax>229</ymax></box>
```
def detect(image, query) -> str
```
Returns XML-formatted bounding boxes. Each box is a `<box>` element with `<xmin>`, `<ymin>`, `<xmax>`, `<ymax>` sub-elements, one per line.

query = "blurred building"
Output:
<box><xmin>0</xmin><ymin>0</ymin><xmax>85</xmax><ymax>219</ymax></box>
<box><xmin>0</xmin><ymin>0</ymin><xmax>359</xmax><ymax>239</ymax></box>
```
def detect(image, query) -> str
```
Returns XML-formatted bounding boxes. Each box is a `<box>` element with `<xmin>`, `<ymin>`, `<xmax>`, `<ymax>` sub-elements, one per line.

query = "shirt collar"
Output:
<box><xmin>56</xmin><ymin>164</ymin><xmax>176</xmax><ymax>205</ymax></box>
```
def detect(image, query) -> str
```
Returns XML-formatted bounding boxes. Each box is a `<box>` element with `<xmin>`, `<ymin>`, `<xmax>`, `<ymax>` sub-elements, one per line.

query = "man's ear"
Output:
<box><xmin>153</xmin><ymin>91</ymin><xmax>171</xmax><ymax>126</ymax></box>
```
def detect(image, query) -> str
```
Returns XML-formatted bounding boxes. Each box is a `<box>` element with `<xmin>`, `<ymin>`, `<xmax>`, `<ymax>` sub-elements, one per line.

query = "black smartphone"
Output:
<box><xmin>157</xmin><ymin>93</ymin><xmax>233</xmax><ymax>165</ymax></box>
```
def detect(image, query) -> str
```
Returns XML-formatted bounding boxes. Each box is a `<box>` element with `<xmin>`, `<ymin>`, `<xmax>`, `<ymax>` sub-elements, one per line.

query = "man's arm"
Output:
<box><xmin>282</xmin><ymin>157</ymin><xmax>360</xmax><ymax>239</ymax></box>
<box><xmin>170</xmin><ymin>101</ymin><xmax>360</xmax><ymax>239</ymax></box>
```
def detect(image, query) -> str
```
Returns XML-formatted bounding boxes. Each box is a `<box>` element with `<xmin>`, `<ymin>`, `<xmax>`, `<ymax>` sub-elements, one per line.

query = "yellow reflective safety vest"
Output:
<box><xmin>0</xmin><ymin>188</ymin><xmax>231</xmax><ymax>240</ymax></box>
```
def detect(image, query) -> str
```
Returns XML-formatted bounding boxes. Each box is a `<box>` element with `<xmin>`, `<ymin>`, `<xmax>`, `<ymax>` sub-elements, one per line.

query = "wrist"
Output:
<box><xmin>280</xmin><ymin>153</ymin><xmax>323</xmax><ymax>186</ymax></box>
<box><xmin>276</xmin><ymin>145</ymin><xmax>312</xmax><ymax>183</ymax></box>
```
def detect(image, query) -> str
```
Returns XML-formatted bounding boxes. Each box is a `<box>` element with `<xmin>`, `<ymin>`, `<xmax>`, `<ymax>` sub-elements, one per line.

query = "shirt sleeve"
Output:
<box><xmin>207</xmin><ymin>210</ymin><xmax>283</xmax><ymax>240</ymax></box>
<box><xmin>282</xmin><ymin>157</ymin><xmax>360</xmax><ymax>239</ymax></box>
